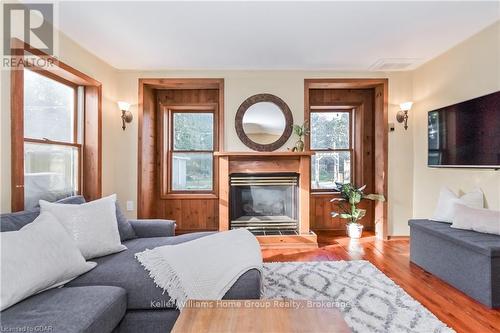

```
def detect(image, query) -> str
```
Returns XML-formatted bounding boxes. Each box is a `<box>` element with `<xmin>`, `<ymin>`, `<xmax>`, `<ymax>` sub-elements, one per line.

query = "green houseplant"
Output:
<box><xmin>292</xmin><ymin>121</ymin><xmax>309</xmax><ymax>152</ymax></box>
<box><xmin>331</xmin><ymin>183</ymin><xmax>385</xmax><ymax>238</ymax></box>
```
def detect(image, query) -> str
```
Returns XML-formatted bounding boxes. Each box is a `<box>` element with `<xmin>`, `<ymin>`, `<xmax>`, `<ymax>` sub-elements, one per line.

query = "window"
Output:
<box><xmin>162</xmin><ymin>105</ymin><xmax>218</xmax><ymax>196</ymax></box>
<box><xmin>10</xmin><ymin>39</ymin><xmax>102</xmax><ymax>212</ymax></box>
<box><xmin>23</xmin><ymin>69</ymin><xmax>81</xmax><ymax>209</ymax></box>
<box><xmin>309</xmin><ymin>110</ymin><xmax>352</xmax><ymax>190</ymax></box>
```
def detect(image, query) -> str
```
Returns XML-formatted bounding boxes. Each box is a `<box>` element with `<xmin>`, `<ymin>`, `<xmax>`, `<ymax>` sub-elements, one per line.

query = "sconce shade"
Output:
<box><xmin>397</xmin><ymin>101</ymin><xmax>412</xmax><ymax>131</ymax></box>
<box><xmin>399</xmin><ymin>101</ymin><xmax>413</xmax><ymax>112</ymax></box>
<box><xmin>118</xmin><ymin>101</ymin><xmax>133</xmax><ymax>130</ymax></box>
<box><xmin>118</xmin><ymin>101</ymin><xmax>131</xmax><ymax>112</ymax></box>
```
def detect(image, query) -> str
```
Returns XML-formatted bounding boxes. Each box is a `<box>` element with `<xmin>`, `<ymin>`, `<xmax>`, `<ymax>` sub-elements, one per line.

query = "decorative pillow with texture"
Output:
<box><xmin>431</xmin><ymin>187</ymin><xmax>484</xmax><ymax>223</ymax></box>
<box><xmin>0</xmin><ymin>212</ymin><xmax>96</xmax><ymax>311</ymax></box>
<box><xmin>452</xmin><ymin>204</ymin><xmax>500</xmax><ymax>235</ymax></box>
<box><xmin>40</xmin><ymin>194</ymin><xmax>126</xmax><ymax>259</ymax></box>
<box><xmin>39</xmin><ymin>195</ymin><xmax>137</xmax><ymax>242</ymax></box>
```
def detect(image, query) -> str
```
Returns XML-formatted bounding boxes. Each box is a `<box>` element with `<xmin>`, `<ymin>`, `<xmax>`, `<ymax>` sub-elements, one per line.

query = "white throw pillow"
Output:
<box><xmin>451</xmin><ymin>204</ymin><xmax>500</xmax><ymax>235</ymax></box>
<box><xmin>40</xmin><ymin>194</ymin><xmax>126</xmax><ymax>259</ymax></box>
<box><xmin>431</xmin><ymin>187</ymin><xmax>484</xmax><ymax>223</ymax></box>
<box><xmin>0</xmin><ymin>212</ymin><xmax>96</xmax><ymax>311</ymax></box>
<box><xmin>450</xmin><ymin>203</ymin><xmax>475</xmax><ymax>230</ymax></box>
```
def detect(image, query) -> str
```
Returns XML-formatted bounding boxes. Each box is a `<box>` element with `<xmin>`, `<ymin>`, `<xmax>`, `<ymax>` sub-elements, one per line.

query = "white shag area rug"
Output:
<box><xmin>262</xmin><ymin>261</ymin><xmax>455</xmax><ymax>333</ymax></box>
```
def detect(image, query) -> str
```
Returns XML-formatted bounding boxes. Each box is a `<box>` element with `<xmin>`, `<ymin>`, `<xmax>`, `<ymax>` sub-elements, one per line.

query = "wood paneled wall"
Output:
<box><xmin>163</xmin><ymin>199</ymin><xmax>219</xmax><ymax>232</ymax></box>
<box><xmin>138</xmin><ymin>81</ymin><xmax>223</xmax><ymax>233</ymax></box>
<box><xmin>138</xmin><ymin>84</ymin><xmax>157</xmax><ymax>218</ymax></box>
<box><xmin>308</xmin><ymin>88</ymin><xmax>376</xmax><ymax>232</ymax></box>
<box><xmin>310</xmin><ymin>194</ymin><xmax>373</xmax><ymax>231</ymax></box>
<box><xmin>157</xmin><ymin>89</ymin><xmax>219</xmax><ymax>105</ymax></box>
<box><xmin>155</xmin><ymin>89</ymin><xmax>220</xmax><ymax>233</ymax></box>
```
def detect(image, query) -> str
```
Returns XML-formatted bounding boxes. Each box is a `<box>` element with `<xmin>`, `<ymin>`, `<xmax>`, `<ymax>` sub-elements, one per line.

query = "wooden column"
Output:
<box><xmin>299</xmin><ymin>155</ymin><xmax>311</xmax><ymax>234</ymax></box>
<box><xmin>218</xmin><ymin>156</ymin><xmax>229</xmax><ymax>231</ymax></box>
<box><xmin>82</xmin><ymin>86</ymin><xmax>102</xmax><ymax>201</ymax></box>
<box><xmin>374</xmin><ymin>83</ymin><xmax>389</xmax><ymax>240</ymax></box>
<box><xmin>10</xmin><ymin>44</ymin><xmax>25</xmax><ymax>212</ymax></box>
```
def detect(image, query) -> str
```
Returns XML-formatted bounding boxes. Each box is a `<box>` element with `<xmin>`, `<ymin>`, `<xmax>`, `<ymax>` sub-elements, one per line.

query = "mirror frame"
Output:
<box><xmin>235</xmin><ymin>93</ymin><xmax>293</xmax><ymax>151</ymax></box>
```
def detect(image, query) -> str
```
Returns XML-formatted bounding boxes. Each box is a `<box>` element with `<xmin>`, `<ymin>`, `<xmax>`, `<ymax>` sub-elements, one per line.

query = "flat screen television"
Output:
<box><xmin>428</xmin><ymin>91</ymin><xmax>500</xmax><ymax>168</ymax></box>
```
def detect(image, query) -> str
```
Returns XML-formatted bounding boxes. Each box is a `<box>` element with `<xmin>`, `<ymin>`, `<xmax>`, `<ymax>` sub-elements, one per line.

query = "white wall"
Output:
<box><xmin>411</xmin><ymin>21</ymin><xmax>500</xmax><ymax>217</ymax></box>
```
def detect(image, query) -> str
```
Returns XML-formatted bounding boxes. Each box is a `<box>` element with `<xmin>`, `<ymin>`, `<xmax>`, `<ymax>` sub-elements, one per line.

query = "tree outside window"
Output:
<box><xmin>161</xmin><ymin>104</ymin><xmax>218</xmax><ymax>197</ymax></box>
<box><xmin>310</xmin><ymin>111</ymin><xmax>352</xmax><ymax>190</ymax></box>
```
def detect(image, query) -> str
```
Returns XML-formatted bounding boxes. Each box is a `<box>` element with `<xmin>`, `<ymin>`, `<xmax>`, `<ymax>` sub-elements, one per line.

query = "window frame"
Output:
<box><xmin>10</xmin><ymin>38</ymin><xmax>102</xmax><ymax>212</ymax></box>
<box><xmin>308</xmin><ymin>107</ymin><xmax>355</xmax><ymax>192</ymax></box>
<box><xmin>22</xmin><ymin>67</ymin><xmax>83</xmax><ymax>202</ymax></box>
<box><xmin>160</xmin><ymin>104</ymin><xmax>219</xmax><ymax>199</ymax></box>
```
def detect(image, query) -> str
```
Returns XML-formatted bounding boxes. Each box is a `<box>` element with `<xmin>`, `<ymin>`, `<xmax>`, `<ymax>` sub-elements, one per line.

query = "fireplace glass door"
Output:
<box><xmin>229</xmin><ymin>173</ymin><xmax>299</xmax><ymax>235</ymax></box>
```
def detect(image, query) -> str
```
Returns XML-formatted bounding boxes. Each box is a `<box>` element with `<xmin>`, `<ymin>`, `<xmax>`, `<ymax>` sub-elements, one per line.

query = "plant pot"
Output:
<box><xmin>295</xmin><ymin>139</ymin><xmax>304</xmax><ymax>152</ymax></box>
<box><xmin>347</xmin><ymin>223</ymin><xmax>363</xmax><ymax>239</ymax></box>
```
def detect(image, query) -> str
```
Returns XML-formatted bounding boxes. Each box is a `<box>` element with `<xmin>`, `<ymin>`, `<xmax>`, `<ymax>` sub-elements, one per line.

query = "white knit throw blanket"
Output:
<box><xmin>135</xmin><ymin>229</ymin><xmax>262</xmax><ymax>310</ymax></box>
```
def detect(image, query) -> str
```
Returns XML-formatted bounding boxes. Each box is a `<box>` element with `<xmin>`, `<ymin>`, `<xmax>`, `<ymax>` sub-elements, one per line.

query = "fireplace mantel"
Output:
<box><xmin>214</xmin><ymin>151</ymin><xmax>314</xmax><ymax>157</ymax></box>
<box><xmin>216</xmin><ymin>151</ymin><xmax>317</xmax><ymax>249</ymax></box>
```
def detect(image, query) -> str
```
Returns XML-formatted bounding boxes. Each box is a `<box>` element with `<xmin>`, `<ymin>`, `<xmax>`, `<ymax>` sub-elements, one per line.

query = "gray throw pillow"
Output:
<box><xmin>55</xmin><ymin>195</ymin><xmax>86</xmax><ymax>205</ymax></box>
<box><xmin>0</xmin><ymin>210</ymin><xmax>40</xmax><ymax>232</ymax></box>
<box><xmin>115</xmin><ymin>202</ymin><xmax>137</xmax><ymax>241</ymax></box>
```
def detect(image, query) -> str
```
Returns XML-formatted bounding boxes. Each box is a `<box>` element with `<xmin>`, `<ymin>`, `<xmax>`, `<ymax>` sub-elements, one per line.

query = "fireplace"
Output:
<box><xmin>229</xmin><ymin>173</ymin><xmax>299</xmax><ymax>235</ymax></box>
<box><xmin>216</xmin><ymin>151</ymin><xmax>317</xmax><ymax>249</ymax></box>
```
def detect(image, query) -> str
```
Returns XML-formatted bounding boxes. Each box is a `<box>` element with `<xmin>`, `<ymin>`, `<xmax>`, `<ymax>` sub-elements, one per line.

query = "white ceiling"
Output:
<box><xmin>55</xmin><ymin>1</ymin><xmax>499</xmax><ymax>71</ymax></box>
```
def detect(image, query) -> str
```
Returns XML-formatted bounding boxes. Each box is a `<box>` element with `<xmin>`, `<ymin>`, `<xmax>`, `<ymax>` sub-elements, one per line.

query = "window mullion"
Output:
<box><xmin>172</xmin><ymin>150</ymin><xmax>214</xmax><ymax>153</ymax></box>
<box><xmin>24</xmin><ymin>137</ymin><xmax>81</xmax><ymax>148</ymax></box>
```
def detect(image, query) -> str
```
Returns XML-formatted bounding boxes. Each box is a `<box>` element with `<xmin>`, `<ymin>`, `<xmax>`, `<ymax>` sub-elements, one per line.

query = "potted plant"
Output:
<box><xmin>292</xmin><ymin>121</ymin><xmax>309</xmax><ymax>152</ymax></box>
<box><xmin>330</xmin><ymin>183</ymin><xmax>385</xmax><ymax>239</ymax></box>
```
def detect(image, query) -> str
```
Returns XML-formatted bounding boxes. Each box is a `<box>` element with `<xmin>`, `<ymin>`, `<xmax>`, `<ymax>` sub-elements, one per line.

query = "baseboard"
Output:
<box><xmin>387</xmin><ymin>235</ymin><xmax>410</xmax><ymax>240</ymax></box>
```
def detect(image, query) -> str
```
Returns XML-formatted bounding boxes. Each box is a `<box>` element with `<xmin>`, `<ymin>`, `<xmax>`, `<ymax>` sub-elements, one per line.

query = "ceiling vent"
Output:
<box><xmin>369</xmin><ymin>58</ymin><xmax>420</xmax><ymax>71</ymax></box>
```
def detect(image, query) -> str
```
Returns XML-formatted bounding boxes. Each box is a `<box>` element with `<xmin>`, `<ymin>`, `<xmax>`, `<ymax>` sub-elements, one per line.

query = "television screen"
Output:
<box><xmin>428</xmin><ymin>91</ymin><xmax>500</xmax><ymax>168</ymax></box>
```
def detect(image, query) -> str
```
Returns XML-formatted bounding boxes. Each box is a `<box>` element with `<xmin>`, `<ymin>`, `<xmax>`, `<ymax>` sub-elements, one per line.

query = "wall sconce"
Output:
<box><xmin>118</xmin><ymin>101</ymin><xmax>133</xmax><ymax>131</ymax></box>
<box><xmin>397</xmin><ymin>101</ymin><xmax>413</xmax><ymax>130</ymax></box>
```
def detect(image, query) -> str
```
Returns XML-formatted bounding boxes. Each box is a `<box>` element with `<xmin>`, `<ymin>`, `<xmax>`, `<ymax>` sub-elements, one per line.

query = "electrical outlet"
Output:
<box><xmin>126</xmin><ymin>200</ymin><xmax>134</xmax><ymax>211</ymax></box>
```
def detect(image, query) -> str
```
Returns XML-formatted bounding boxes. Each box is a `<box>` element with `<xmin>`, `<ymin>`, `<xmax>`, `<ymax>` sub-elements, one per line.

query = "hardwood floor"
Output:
<box><xmin>262</xmin><ymin>231</ymin><xmax>500</xmax><ymax>333</ymax></box>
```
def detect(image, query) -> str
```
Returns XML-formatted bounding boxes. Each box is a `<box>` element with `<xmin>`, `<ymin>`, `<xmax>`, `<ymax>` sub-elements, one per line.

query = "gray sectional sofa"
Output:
<box><xmin>0</xmin><ymin>196</ymin><xmax>261</xmax><ymax>332</ymax></box>
<box><xmin>409</xmin><ymin>219</ymin><xmax>500</xmax><ymax>308</ymax></box>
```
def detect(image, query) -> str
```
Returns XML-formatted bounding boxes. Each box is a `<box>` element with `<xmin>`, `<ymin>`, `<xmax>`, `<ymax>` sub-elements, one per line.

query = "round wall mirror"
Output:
<box><xmin>235</xmin><ymin>94</ymin><xmax>293</xmax><ymax>151</ymax></box>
